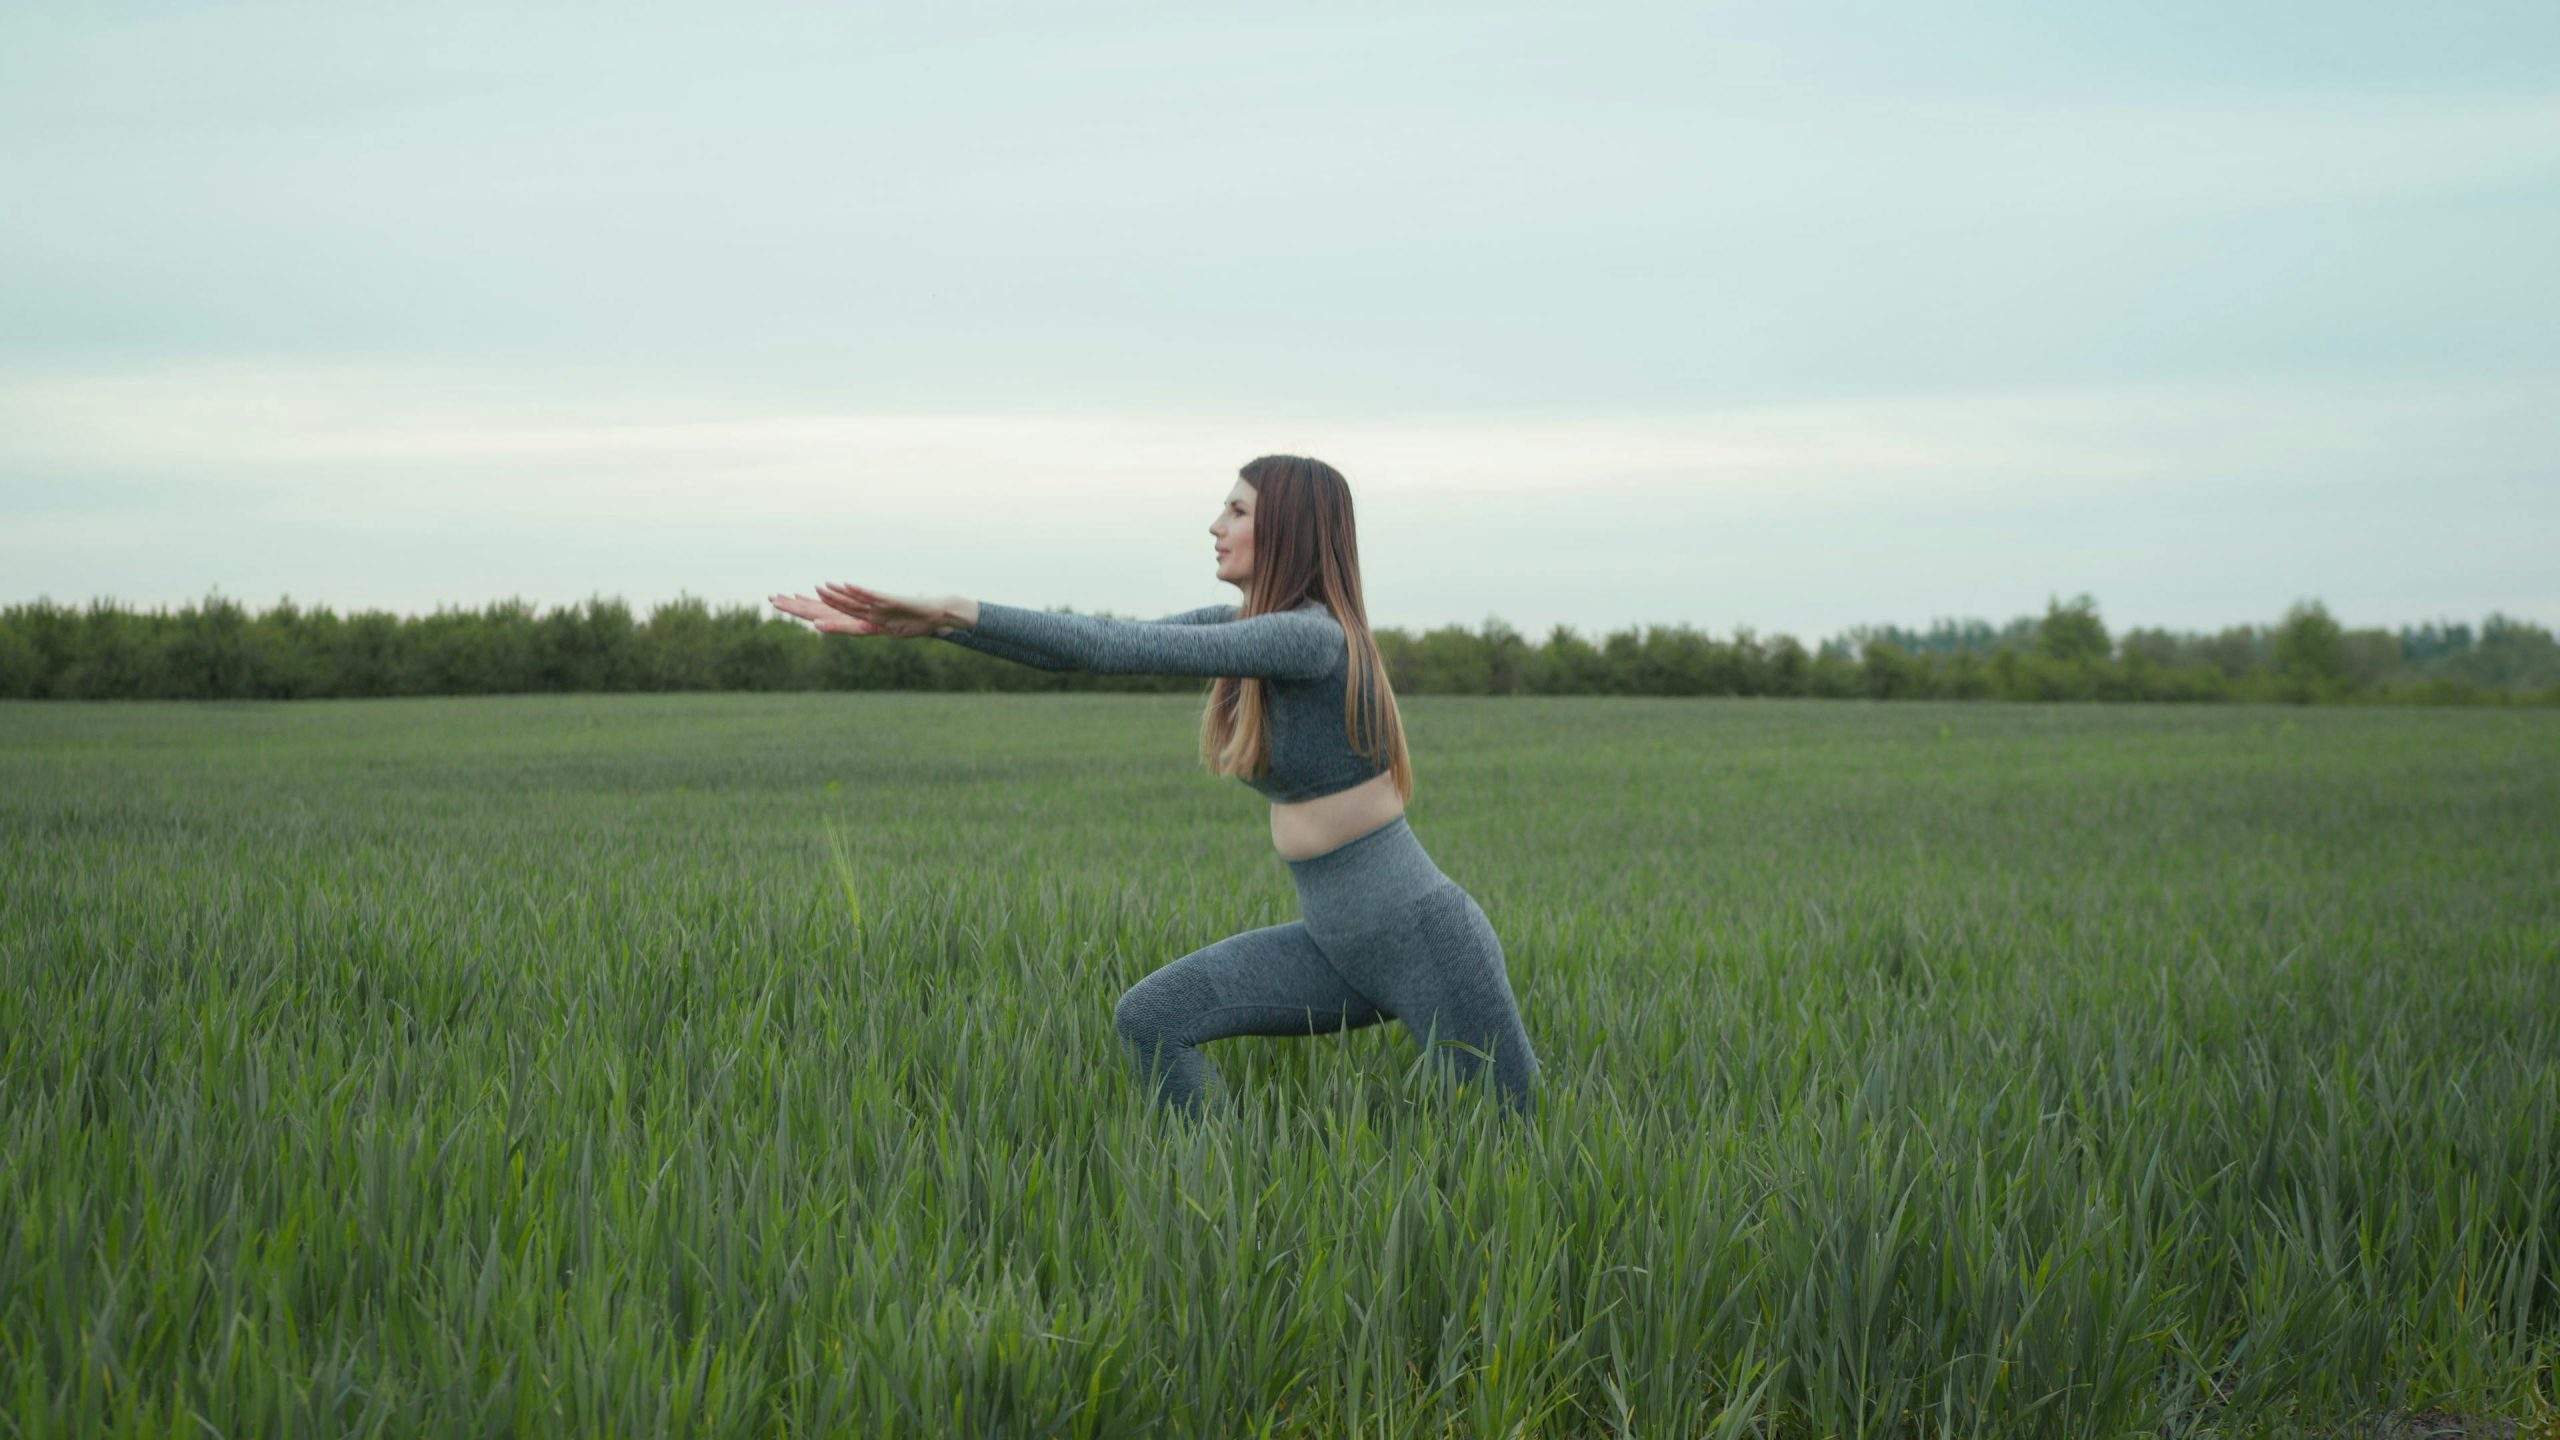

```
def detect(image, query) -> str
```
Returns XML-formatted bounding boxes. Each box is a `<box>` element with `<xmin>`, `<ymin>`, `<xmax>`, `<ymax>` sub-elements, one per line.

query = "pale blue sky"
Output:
<box><xmin>5</xmin><ymin>0</ymin><xmax>2555</xmax><ymax>641</ymax></box>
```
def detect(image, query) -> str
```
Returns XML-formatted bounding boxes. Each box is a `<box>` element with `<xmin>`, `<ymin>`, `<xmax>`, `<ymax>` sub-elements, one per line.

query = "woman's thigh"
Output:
<box><xmin>1323</xmin><ymin>883</ymin><xmax>1536</xmax><ymax>1068</ymax></box>
<box><xmin>1117</xmin><ymin>919</ymin><xmax>1391</xmax><ymax>1042</ymax></box>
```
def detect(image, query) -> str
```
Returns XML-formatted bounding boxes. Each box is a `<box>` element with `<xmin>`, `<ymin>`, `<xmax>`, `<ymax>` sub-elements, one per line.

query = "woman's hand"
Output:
<box><xmin>767</xmin><ymin>591</ymin><xmax>879</xmax><ymax>636</ymax></box>
<box><xmin>778</xmin><ymin>579</ymin><xmax>962</xmax><ymax>635</ymax></box>
<box><xmin>821</xmin><ymin>582</ymin><xmax>958</xmax><ymax>637</ymax></box>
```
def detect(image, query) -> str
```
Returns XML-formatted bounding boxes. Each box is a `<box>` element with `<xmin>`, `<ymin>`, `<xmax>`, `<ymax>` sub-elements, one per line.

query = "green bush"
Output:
<box><xmin>0</xmin><ymin>592</ymin><xmax>2550</xmax><ymax>706</ymax></box>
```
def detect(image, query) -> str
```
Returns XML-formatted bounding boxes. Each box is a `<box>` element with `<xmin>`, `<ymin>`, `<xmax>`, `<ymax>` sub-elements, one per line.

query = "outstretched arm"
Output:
<box><xmin>954</xmin><ymin>600</ymin><xmax>1338</xmax><ymax>679</ymax></box>
<box><xmin>932</xmin><ymin>601</ymin><xmax>1239</xmax><ymax>671</ymax></box>
<box><xmin>801</xmin><ymin>583</ymin><xmax>1314</xmax><ymax>677</ymax></box>
<box><xmin>1148</xmin><ymin>603</ymin><xmax>1242</xmax><ymax>626</ymax></box>
<box><xmin>935</xmin><ymin>627</ymin><xmax>1074</xmax><ymax>671</ymax></box>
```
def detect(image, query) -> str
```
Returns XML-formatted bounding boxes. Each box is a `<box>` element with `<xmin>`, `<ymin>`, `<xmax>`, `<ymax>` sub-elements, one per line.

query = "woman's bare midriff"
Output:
<box><xmin>1269</xmin><ymin>770</ymin><xmax>1406</xmax><ymax>862</ymax></box>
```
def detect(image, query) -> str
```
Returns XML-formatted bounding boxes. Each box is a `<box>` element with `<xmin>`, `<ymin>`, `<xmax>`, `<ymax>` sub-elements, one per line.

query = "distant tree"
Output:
<box><xmin>1697</xmin><ymin>633</ymin><xmax>1754</xmax><ymax>695</ymax></box>
<box><xmin>1992</xmin><ymin>615</ymin><xmax>2042</xmax><ymax>653</ymax></box>
<box><xmin>334</xmin><ymin>611</ymin><xmax>411</xmax><ymax>696</ymax></box>
<box><xmin>645</xmin><ymin>596</ymin><xmax>724</xmax><ymax>690</ymax></box>
<box><xmin>6</xmin><ymin>590</ymin><xmax>2553</xmax><ymax>707</ymax></box>
<box><xmin>165</xmin><ymin>593</ymin><xmax>255</xmax><ymax>698</ymax></box>
<box><xmin>1836</xmin><ymin>623</ymin><xmax>1891</xmax><ymax>657</ymax></box>
<box><xmin>1478</xmin><ymin>616</ymin><xmax>1529</xmax><ymax>695</ymax></box>
<box><xmin>2273</xmin><ymin>600</ymin><xmax>2347</xmax><ymax>690</ymax></box>
<box><xmin>2018</xmin><ymin>651</ymin><xmax>2097</xmax><ymax>701</ymax></box>
<box><xmin>540</xmin><ymin>595</ymin><xmax>643</xmax><ymax>692</ymax></box>
<box><xmin>1766</xmin><ymin>634</ymin><xmax>1809</xmax><ymax>696</ymax></box>
<box><xmin>63</xmin><ymin>600</ymin><xmax>153</xmax><ymax>698</ymax></box>
<box><xmin>0</xmin><ymin>623</ymin><xmax>38</xmax><ymax>698</ymax></box>
<box><xmin>716</xmin><ymin>604</ymin><xmax>805</xmax><ymax>691</ymax></box>
<box><xmin>1528</xmin><ymin>624</ymin><xmax>1608</xmax><ymax>694</ymax></box>
<box><xmin>2117</xmin><ymin>627</ymin><xmax>2180</xmax><ymax>667</ymax></box>
<box><xmin>1599</xmin><ymin>629</ymin><xmax>1644</xmax><ymax>696</ymax></box>
<box><xmin>2193</xmin><ymin>625</ymin><xmax>2264</xmax><ymax>680</ymax></box>
<box><xmin>1408</xmin><ymin>623</ymin><xmax>1492</xmax><ymax>693</ymax></box>
<box><xmin>2033</xmin><ymin>593</ymin><xmax>2110</xmax><ymax>665</ymax></box>
<box><xmin>1847</xmin><ymin>616</ymin><xmax>2004</xmax><ymax>656</ymax></box>
<box><xmin>246</xmin><ymin>597</ymin><xmax>331</xmax><ymax>698</ymax></box>
<box><xmin>1859</xmin><ymin>639</ymin><xmax>1925</xmax><ymax>700</ymax></box>
<box><xmin>2448</xmin><ymin>613</ymin><xmax>2560</xmax><ymax>690</ymax></box>
<box><xmin>1990</xmin><ymin>647</ymin><xmax>2022</xmax><ymax>697</ymax></box>
<box><xmin>2397</xmin><ymin>620</ymin><xmax>2475</xmax><ymax>667</ymax></box>
<box><xmin>2339</xmin><ymin>628</ymin><xmax>2398</xmax><ymax>692</ymax></box>
<box><xmin>1717</xmin><ymin>626</ymin><xmax>1772</xmax><ymax>695</ymax></box>
<box><xmin>1634</xmin><ymin>625</ymin><xmax>1716</xmax><ymax>696</ymax></box>
<box><xmin>1806</xmin><ymin>649</ymin><xmax>1861</xmax><ymax>698</ymax></box>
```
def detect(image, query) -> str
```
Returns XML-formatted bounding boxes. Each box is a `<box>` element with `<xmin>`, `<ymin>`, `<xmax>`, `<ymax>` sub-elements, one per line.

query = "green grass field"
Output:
<box><xmin>3</xmin><ymin>694</ymin><xmax>2555</xmax><ymax>1438</ymax></box>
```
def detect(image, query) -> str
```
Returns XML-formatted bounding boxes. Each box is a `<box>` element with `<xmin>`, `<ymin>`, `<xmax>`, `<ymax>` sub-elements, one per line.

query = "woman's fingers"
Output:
<box><xmin>770</xmin><ymin>592</ymin><xmax>886</xmax><ymax>636</ymax></box>
<box><xmin>772</xmin><ymin>594</ymin><xmax>844</xmax><ymax>626</ymax></box>
<box><xmin>812</xmin><ymin>581</ymin><xmax>938</xmax><ymax>635</ymax></box>
<box><xmin>820</xmin><ymin>583</ymin><xmax>905</xmax><ymax>620</ymax></box>
<box><xmin>824</xmin><ymin>582</ymin><xmax>931</xmax><ymax>622</ymax></box>
<box><xmin>825</xmin><ymin>581</ymin><xmax>893</xmax><ymax>609</ymax></box>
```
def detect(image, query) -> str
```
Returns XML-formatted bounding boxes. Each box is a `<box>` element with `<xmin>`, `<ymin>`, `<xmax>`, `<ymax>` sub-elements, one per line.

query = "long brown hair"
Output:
<box><xmin>1198</xmin><ymin>454</ymin><xmax>1413</xmax><ymax>803</ymax></box>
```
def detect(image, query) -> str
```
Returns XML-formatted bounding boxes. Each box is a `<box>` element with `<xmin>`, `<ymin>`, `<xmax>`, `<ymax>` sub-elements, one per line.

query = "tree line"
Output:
<box><xmin>1</xmin><ymin>592</ymin><xmax>2553</xmax><ymax>706</ymax></box>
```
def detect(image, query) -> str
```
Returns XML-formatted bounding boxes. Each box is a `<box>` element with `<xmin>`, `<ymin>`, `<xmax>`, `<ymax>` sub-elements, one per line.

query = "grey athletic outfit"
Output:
<box><xmin>939</xmin><ymin>597</ymin><xmax>1542</xmax><ymax>1118</ymax></box>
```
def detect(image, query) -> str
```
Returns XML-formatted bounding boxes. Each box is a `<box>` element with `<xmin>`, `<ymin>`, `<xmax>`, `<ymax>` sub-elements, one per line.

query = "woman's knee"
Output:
<box><xmin>1113</xmin><ymin>981</ymin><xmax>1166</xmax><ymax>1045</ymax></box>
<box><xmin>1114</xmin><ymin>966</ymin><xmax>1210</xmax><ymax>1049</ymax></box>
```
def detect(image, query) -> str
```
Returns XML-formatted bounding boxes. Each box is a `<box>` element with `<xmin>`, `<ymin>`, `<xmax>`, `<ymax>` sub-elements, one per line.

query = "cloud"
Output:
<box><xmin>4</xmin><ymin>357</ymin><xmax>2551</xmax><ymax>500</ymax></box>
<box><xmin>4</xmin><ymin>359</ymin><xmax>2554</xmax><ymax>637</ymax></box>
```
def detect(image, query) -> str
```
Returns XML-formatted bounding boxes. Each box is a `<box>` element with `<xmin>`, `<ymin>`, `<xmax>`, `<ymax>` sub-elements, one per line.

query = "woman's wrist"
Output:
<box><xmin>937</xmin><ymin>595</ymin><xmax>979</xmax><ymax>634</ymax></box>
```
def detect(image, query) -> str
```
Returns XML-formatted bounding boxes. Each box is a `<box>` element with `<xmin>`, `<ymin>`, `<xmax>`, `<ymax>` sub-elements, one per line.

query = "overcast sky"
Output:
<box><xmin>4</xmin><ymin>0</ymin><xmax>2555</xmax><ymax>642</ymax></box>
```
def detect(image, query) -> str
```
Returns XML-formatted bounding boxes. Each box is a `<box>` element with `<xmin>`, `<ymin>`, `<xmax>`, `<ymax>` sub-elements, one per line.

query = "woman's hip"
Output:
<box><xmin>1281</xmin><ymin>814</ymin><xmax>1450</xmax><ymax>922</ymax></box>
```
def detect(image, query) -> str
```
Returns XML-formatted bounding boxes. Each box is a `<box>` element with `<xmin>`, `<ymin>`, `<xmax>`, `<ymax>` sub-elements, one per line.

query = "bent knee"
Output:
<box><xmin>1112</xmin><ymin>984</ymin><xmax>1150</xmax><ymax>1038</ymax></box>
<box><xmin>1114</xmin><ymin>979</ymin><xmax>1186</xmax><ymax>1045</ymax></box>
<box><xmin>1115</xmin><ymin>963</ymin><xmax>1227</xmax><ymax>1046</ymax></box>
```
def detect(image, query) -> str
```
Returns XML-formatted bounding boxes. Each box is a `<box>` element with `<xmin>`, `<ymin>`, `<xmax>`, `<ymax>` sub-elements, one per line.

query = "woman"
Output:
<box><xmin>768</xmin><ymin>454</ymin><xmax>1541</xmax><ymax>1120</ymax></box>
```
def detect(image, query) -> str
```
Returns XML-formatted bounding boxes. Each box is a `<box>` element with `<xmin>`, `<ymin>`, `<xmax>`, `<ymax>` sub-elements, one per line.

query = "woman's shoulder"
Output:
<box><xmin>1285</xmin><ymin>599</ymin><xmax>1343</xmax><ymax>633</ymax></box>
<box><xmin>1239</xmin><ymin>597</ymin><xmax>1345</xmax><ymax>644</ymax></box>
<box><xmin>1275</xmin><ymin>601</ymin><xmax>1348</xmax><ymax>677</ymax></box>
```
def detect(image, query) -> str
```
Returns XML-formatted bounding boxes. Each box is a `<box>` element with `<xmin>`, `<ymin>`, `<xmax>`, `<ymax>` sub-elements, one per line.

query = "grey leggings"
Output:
<box><xmin>1113</xmin><ymin>816</ymin><xmax>1541</xmax><ymax>1119</ymax></box>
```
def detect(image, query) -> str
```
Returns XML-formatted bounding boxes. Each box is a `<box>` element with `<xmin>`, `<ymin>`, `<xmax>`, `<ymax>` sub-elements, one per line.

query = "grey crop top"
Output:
<box><xmin>935</xmin><ymin>597</ymin><xmax>1392</xmax><ymax>802</ymax></box>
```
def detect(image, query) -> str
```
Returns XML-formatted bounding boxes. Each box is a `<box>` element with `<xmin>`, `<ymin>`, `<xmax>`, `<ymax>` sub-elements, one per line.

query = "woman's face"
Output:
<box><xmin>1209</xmin><ymin>480</ymin><xmax>1256</xmax><ymax>586</ymax></box>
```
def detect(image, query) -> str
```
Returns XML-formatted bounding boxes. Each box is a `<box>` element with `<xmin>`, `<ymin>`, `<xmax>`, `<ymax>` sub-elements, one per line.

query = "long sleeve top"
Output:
<box><xmin>934</xmin><ymin>598</ymin><xmax>1391</xmax><ymax>801</ymax></box>
<box><xmin>934</xmin><ymin>603</ymin><xmax>1241</xmax><ymax>673</ymax></box>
